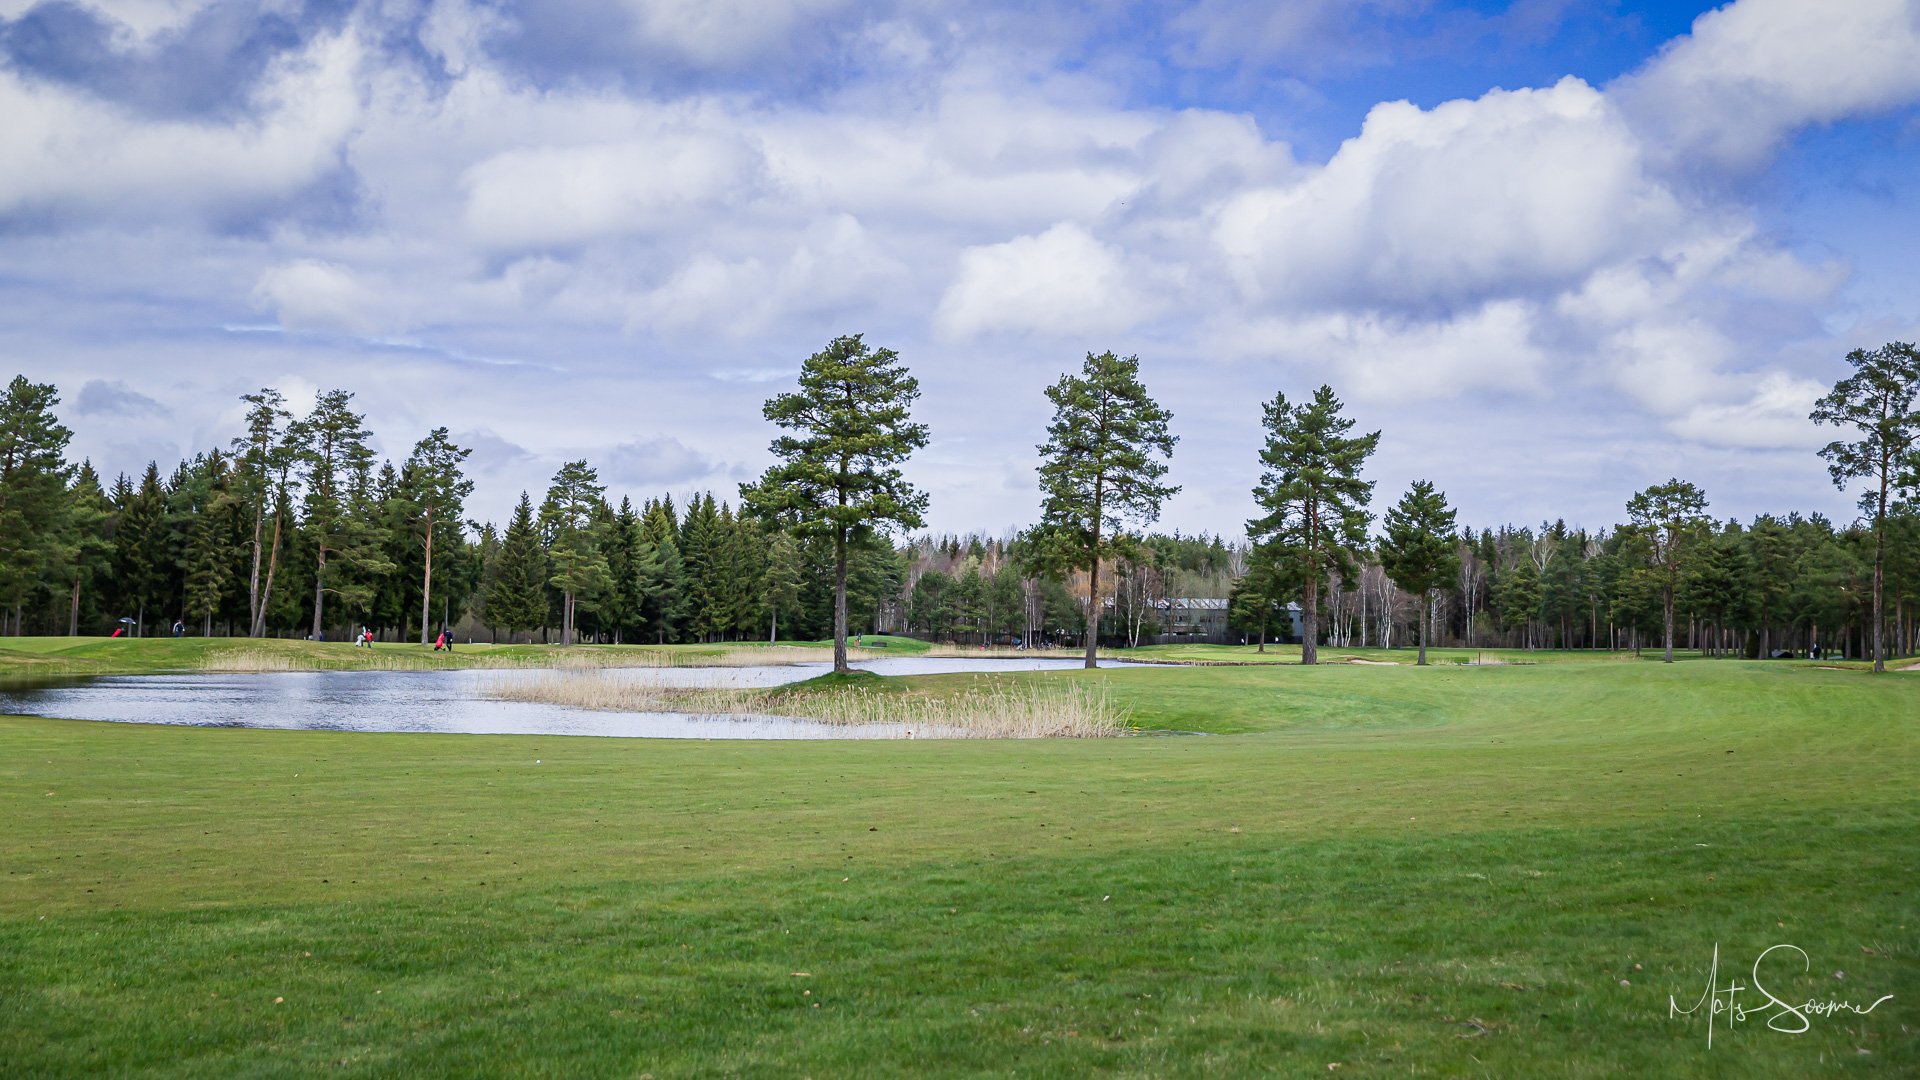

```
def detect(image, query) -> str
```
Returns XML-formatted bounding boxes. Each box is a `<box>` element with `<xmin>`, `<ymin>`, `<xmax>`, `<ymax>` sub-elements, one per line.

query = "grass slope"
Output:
<box><xmin>1</xmin><ymin>658</ymin><xmax>1915</xmax><ymax>1075</ymax></box>
<box><xmin>0</xmin><ymin>637</ymin><xmax>861</xmax><ymax>676</ymax></box>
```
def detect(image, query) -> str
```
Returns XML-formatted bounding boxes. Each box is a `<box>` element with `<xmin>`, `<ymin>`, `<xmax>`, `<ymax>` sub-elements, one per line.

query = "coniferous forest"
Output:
<box><xmin>5</xmin><ymin>339</ymin><xmax>1919</xmax><ymax>663</ymax></box>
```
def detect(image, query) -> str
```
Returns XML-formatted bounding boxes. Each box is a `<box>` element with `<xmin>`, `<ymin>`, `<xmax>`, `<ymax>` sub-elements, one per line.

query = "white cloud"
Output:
<box><xmin>0</xmin><ymin>27</ymin><xmax>363</xmax><ymax>222</ymax></box>
<box><xmin>625</xmin><ymin>0</ymin><xmax>857</xmax><ymax>67</ymax></box>
<box><xmin>1217</xmin><ymin>300</ymin><xmax>1548</xmax><ymax>404</ymax></box>
<box><xmin>1217</xmin><ymin>77</ymin><xmax>1686</xmax><ymax>312</ymax></box>
<box><xmin>461</xmin><ymin>127</ymin><xmax>766</xmax><ymax>250</ymax></box>
<box><xmin>756</xmin><ymin>87</ymin><xmax>1157</xmax><ymax>232</ymax></box>
<box><xmin>419</xmin><ymin>0</ymin><xmax>509</xmax><ymax>75</ymax></box>
<box><xmin>933</xmin><ymin>223</ymin><xmax>1159</xmax><ymax>340</ymax></box>
<box><xmin>252</xmin><ymin>259</ymin><xmax>401</xmax><ymax>337</ymax></box>
<box><xmin>1667</xmin><ymin>373</ymin><xmax>1828</xmax><ymax>450</ymax></box>
<box><xmin>1597</xmin><ymin>319</ymin><xmax>1738</xmax><ymax>416</ymax></box>
<box><xmin>628</xmin><ymin>213</ymin><xmax>905</xmax><ymax>336</ymax></box>
<box><xmin>1617</xmin><ymin>0</ymin><xmax>1920</xmax><ymax>172</ymax></box>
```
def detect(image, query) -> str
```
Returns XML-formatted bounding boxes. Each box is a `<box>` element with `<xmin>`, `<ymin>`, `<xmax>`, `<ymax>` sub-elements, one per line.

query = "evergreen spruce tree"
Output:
<box><xmin>601</xmin><ymin>497</ymin><xmax>652</xmax><ymax>644</ymax></box>
<box><xmin>724</xmin><ymin>505</ymin><xmax>766</xmax><ymax>640</ymax></box>
<box><xmin>114</xmin><ymin>463</ymin><xmax>171</xmax><ymax>636</ymax></box>
<box><xmin>181</xmin><ymin>453</ymin><xmax>237</xmax><ymax>637</ymax></box>
<box><xmin>1228</xmin><ymin>542</ymin><xmax>1294</xmax><ymax>653</ymax></box>
<box><xmin>485</xmin><ymin>493</ymin><xmax>547</xmax><ymax>642</ymax></box>
<box><xmin>762</xmin><ymin>530</ymin><xmax>802</xmax><ymax>643</ymax></box>
<box><xmin>1378</xmin><ymin>480</ymin><xmax>1460</xmax><ymax>666</ymax></box>
<box><xmin>468</xmin><ymin>522</ymin><xmax>502</xmax><ymax>641</ymax></box>
<box><xmin>63</xmin><ymin>461</ymin><xmax>114</xmax><ymax>635</ymax></box>
<box><xmin>680</xmin><ymin>493</ymin><xmax>723</xmax><ymax>641</ymax></box>
<box><xmin>0</xmin><ymin>376</ymin><xmax>74</xmax><ymax>633</ymax></box>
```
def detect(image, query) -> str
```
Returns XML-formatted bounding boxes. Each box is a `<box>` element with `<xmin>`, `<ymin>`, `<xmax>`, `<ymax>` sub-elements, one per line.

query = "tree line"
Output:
<box><xmin>2</xmin><ymin>340</ymin><xmax>1915</xmax><ymax>670</ymax></box>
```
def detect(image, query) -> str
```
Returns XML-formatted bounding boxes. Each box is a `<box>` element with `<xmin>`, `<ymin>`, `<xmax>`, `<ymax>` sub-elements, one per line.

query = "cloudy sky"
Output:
<box><xmin>5</xmin><ymin>0</ymin><xmax>1918</xmax><ymax>536</ymax></box>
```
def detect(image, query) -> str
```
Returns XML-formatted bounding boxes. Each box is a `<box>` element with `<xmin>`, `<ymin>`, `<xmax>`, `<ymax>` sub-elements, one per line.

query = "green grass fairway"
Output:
<box><xmin>3</xmin><ymin>656</ymin><xmax>1915</xmax><ymax>1075</ymax></box>
<box><xmin>1120</xmin><ymin>640</ymin><xmax>1881</xmax><ymax>667</ymax></box>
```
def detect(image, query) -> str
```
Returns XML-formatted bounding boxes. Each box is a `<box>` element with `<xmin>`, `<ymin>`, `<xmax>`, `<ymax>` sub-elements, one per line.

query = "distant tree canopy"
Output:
<box><xmin>0</xmin><ymin>340</ymin><xmax>1915</xmax><ymax>663</ymax></box>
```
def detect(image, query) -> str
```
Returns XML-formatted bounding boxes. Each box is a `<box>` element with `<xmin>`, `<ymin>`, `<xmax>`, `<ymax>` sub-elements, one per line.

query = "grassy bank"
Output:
<box><xmin>2</xmin><ymin>657</ymin><xmax>1915</xmax><ymax>1075</ymax></box>
<box><xmin>0</xmin><ymin>636</ymin><xmax>888</xmax><ymax>677</ymax></box>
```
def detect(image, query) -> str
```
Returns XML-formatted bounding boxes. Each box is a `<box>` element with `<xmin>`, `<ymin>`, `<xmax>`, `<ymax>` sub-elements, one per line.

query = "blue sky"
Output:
<box><xmin>2</xmin><ymin>0</ymin><xmax>1917</xmax><ymax>537</ymax></box>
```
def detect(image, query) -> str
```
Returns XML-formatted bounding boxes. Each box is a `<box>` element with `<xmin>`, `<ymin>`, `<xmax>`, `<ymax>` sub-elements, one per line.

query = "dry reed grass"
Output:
<box><xmin>197</xmin><ymin>649</ymin><xmax>447</xmax><ymax>673</ymax></box>
<box><xmin>484</xmin><ymin>671</ymin><xmax>1128</xmax><ymax>738</ymax></box>
<box><xmin>919</xmin><ymin>645</ymin><xmax>1072</xmax><ymax>659</ymax></box>
<box><xmin>626</xmin><ymin>645</ymin><xmax>881</xmax><ymax>667</ymax></box>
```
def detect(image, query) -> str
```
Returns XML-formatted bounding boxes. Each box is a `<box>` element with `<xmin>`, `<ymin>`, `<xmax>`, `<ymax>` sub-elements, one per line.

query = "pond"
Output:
<box><xmin>0</xmin><ymin>657</ymin><xmax>1139</xmax><ymax>740</ymax></box>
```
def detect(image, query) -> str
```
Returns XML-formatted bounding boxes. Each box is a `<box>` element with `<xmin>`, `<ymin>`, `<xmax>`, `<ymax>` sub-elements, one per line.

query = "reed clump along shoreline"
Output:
<box><xmin>484</xmin><ymin>670</ymin><xmax>1130</xmax><ymax>738</ymax></box>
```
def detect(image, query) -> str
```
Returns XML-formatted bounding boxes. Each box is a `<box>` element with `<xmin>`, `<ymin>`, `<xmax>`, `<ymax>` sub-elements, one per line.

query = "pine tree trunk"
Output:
<box><xmin>1872</xmin><ymin>483</ymin><xmax>1887</xmax><ymax>672</ymax></box>
<box><xmin>832</xmin><ymin>530</ymin><xmax>849</xmax><ymax>674</ymax></box>
<box><xmin>1418</xmin><ymin>590</ymin><xmax>1429</xmax><ymax>666</ymax></box>
<box><xmin>311</xmin><ymin>548</ymin><xmax>327</xmax><ymax>640</ymax></box>
<box><xmin>1303</xmin><ymin>575</ymin><xmax>1319</xmax><ymax>665</ymax></box>
<box><xmin>1662</xmin><ymin>580</ymin><xmax>1675</xmax><ymax>663</ymax></box>
<box><xmin>1083</xmin><ymin>494</ymin><xmax>1102</xmax><ymax>671</ymax></box>
<box><xmin>69</xmin><ymin>579</ymin><xmax>80</xmax><ymax>636</ymax></box>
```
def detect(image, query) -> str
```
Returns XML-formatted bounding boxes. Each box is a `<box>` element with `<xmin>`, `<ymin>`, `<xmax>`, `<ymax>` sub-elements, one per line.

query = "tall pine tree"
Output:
<box><xmin>1248</xmin><ymin>385</ymin><xmax>1378</xmax><ymax>665</ymax></box>
<box><xmin>743</xmin><ymin>334</ymin><xmax>929</xmax><ymax>673</ymax></box>
<box><xmin>1029</xmin><ymin>351</ymin><xmax>1178</xmax><ymax>668</ymax></box>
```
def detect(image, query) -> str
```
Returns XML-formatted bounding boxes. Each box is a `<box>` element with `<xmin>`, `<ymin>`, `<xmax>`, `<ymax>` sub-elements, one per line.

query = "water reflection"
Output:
<box><xmin>0</xmin><ymin>657</ymin><xmax>1134</xmax><ymax>740</ymax></box>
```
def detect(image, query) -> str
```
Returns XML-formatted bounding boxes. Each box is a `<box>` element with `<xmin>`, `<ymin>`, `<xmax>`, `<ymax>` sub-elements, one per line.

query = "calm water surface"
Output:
<box><xmin>0</xmin><ymin>657</ymin><xmax>1136</xmax><ymax>739</ymax></box>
